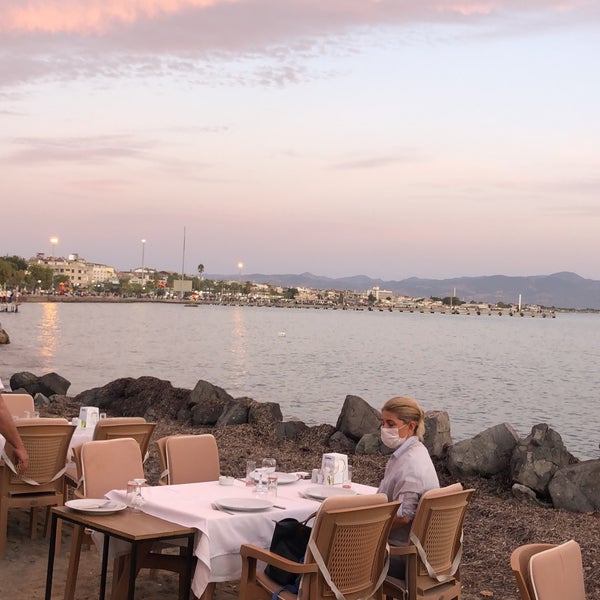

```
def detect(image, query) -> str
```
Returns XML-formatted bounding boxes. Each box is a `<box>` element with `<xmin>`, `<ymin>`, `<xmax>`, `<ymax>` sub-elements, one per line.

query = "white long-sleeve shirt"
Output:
<box><xmin>377</xmin><ymin>435</ymin><xmax>440</xmax><ymax>545</ymax></box>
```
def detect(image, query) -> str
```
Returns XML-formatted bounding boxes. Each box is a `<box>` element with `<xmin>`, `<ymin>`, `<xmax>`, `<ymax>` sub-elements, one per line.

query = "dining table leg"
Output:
<box><xmin>44</xmin><ymin>511</ymin><xmax>58</xmax><ymax>600</ymax></box>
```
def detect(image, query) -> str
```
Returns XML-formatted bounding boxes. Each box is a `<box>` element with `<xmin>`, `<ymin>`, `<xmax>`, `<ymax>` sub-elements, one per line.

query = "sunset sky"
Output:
<box><xmin>2</xmin><ymin>1</ymin><xmax>599</xmax><ymax>281</ymax></box>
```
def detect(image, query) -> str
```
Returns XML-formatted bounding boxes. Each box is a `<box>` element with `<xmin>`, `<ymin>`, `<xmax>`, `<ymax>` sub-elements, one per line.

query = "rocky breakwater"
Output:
<box><xmin>11</xmin><ymin>371</ymin><xmax>600</xmax><ymax>514</ymax></box>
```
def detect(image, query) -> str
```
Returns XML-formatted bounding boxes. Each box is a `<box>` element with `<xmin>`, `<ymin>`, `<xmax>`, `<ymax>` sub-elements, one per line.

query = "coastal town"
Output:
<box><xmin>1</xmin><ymin>252</ymin><xmax>556</xmax><ymax>317</ymax></box>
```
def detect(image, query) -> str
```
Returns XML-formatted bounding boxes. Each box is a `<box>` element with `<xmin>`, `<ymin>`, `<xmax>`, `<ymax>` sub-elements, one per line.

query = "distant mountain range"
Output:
<box><xmin>205</xmin><ymin>271</ymin><xmax>600</xmax><ymax>310</ymax></box>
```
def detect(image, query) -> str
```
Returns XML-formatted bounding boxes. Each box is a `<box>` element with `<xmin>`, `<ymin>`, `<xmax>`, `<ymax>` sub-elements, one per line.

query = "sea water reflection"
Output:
<box><xmin>1</xmin><ymin>302</ymin><xmax>598</xmax><ymax>460</ymax></box>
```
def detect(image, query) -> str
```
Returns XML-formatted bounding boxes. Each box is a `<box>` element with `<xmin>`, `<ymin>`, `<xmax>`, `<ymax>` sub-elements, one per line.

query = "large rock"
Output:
<box><xmin>548</xmin><ymin>460</ymin><xmax>600</xmax><ymax>513</ymax></box>
<box><xmin>276</xmin><ymin>419</ymin><xmax>308</xmax><ymax>441</ymax></box>
<box><xmin>248</xmin><ymin>402</ymin><xmax>283</xmax><ymax>429</ymax></box>
<box><xmin>39</xmin><ymin>372</ymin><xmax>71</xmax><ymax>396</ymax></box>
<box><xmin>335</xmin><ymin>395</ymin><xmax>381</xmax><ymax>441</ymax></box>
<box><xmin>216</xmin><ymin>397</ymin><xmax>254</xmax><ymax>427</ymax></box>
<box><xmin>188</xmin><ymin>380</ymin><xmax>234</xmax><ymax>426</ymax></box>
<box><xmin>355</xmin><ymin>432</ymin><xmax>394</xmax><ymax>456</ymax></box>
<box><xmin>9</xmin><ymin>371</ymin><xmax>70</xmax><ymax>396</ymax></box>
<box><xmin>10</xmin><ymin>372</ymin><xmax>41</xmax><ymax>394</ymax></box>
<box><xmin>446</xmin><ymin>423</ymin><xmax>520</xmax><ymax>478</ymax></box>
<box><xmin>511</xmin><ymin>423</ymin><xmax>578</xmax><ymax>497</ymax></box>
<box><xmin>328</xmin><ymin>431</ymin><xmax>357</xmax><ymax>454</ymax></box>
<box><xmin>74</xmin><ymin>376</ymin><xmax>189</xmax><ymax>421</ymax></box>
<box><xmin>423</xmin><ymin>410</ymin><xmax>452</xmax><ymax>458</ymax></box>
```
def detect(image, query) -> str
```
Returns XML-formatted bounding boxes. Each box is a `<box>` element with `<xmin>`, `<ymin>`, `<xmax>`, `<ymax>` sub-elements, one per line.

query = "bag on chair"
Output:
<box><xmin>264</xmin><ymin>514</ymin><xmax>314</xmax><ymax>586</ymax></box>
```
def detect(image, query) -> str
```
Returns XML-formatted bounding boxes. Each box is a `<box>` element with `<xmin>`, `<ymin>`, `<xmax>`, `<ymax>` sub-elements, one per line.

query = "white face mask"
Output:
<box><xmin>380</xmin><ymin>425</ymin><xmax>409</xmax><ymax>449</ymax></box>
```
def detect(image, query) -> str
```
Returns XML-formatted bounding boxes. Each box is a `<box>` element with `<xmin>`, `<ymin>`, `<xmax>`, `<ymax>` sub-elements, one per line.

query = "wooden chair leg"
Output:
<box><xmin>64</xmin><ymin>524</ymin><xmax>85</xmax><ymax>600</ymax></box>
<box><xmin>30</xmin><ymin>507</ymin><xmax>40</xmax><ymax>538</ymax></box>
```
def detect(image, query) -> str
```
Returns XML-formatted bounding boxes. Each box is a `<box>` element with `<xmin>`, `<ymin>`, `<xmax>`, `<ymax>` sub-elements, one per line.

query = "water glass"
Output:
<box><xmin>262</xmin><ymin>457</ymin><xmax>276</xmax><ymax>474</ymax></box>
<box><xmin>131</xmin><ymin>478</ymin><xmax>146</xmax><ymax>512</ymax></box>
<box><xmin>126</xmin><ymin>480</ymin><xmax>138</xmax><ymax>508</ymax></box>
<box><xmin>245</xmin><ymin>460</ymin><xmax>256</xmax><ymax>486</ymax></box>
<box><xmin>267</xmin><ymin>475</ymin><xmax>278</xmax><ymax>497</ymax></box>
<box><xmin>254</xmin><ymin>470</ymin><xmax>268</xmax><ymax>495</ymax></box>
<box><xmin>342</xmin><ymin>465</ymin><xmax>353</xmax><ymax>489</ymax></box>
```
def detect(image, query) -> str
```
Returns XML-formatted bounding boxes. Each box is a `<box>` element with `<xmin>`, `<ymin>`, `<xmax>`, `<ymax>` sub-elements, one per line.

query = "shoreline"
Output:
<box><xmin>14</xmin><ymin>294</ymin><xmax>572</xmax><ymax>317</ymax></box>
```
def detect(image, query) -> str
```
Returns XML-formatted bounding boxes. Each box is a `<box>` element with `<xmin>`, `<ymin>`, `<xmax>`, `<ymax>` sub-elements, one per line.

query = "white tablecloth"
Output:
<box><xmin>107</xmin><ymin>478</ymin><xmax>377</xmax><ymax>597</ymax></box>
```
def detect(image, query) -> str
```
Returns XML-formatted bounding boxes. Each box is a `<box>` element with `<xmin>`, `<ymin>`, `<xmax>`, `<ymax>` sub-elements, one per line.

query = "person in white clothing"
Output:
<box><xmin>377</xmin><ymin>396</ymin><xmax>440</xmax><ymax>575</ymax></box>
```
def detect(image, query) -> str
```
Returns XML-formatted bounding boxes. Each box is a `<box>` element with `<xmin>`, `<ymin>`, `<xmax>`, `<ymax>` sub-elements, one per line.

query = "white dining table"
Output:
<box><xmin>107</xmin><ymin>477</ymin><xmax>378</xmax><ymax>598</ymax></box>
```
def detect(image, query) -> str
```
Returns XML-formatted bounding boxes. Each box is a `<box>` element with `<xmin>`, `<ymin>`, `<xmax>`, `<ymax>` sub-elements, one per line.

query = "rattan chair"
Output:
<box><xmin>155</xmin><ymin>434</ymin><xmax>220</xmax><ymax>485</ymax></box>
<box><xmin>0</xmin><ymin>421</ymin><xmax>75</xmax><ymax>558</ymax></box>
<box><xmin>65</xmin><ymin>417</ymin><xmax>153</xmax><ymax>492</ymax></box>
<box><xmin>511</xmin><ymin>540</ymin><xmax>587</xmax><ymax>600</ymax></box>
<box><xmin>1</xmin><ymin>392</ymin><xmax>35</xmax><ymax>418</ymax></box>
<box><xmin>383</xmin><ymin>484</ymin><xmax>475</xmax><ymax>600</ymax></box>
<box><xmin>239</xmin><ymin>493</ymin><xmax>400</xmax><ymax>600</ymax></box>
<box><xmin>92</xmin><ymin>418</ymin><xmax>155</xmax><ymax>458</ymax></box>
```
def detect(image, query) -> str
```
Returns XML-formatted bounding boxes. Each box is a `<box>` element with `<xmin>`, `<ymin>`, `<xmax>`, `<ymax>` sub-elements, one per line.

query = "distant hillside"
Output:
<box><xmin>205</xmin><ymin>271</ymin><xmax>600</xmax><ymax>310</ymax></box>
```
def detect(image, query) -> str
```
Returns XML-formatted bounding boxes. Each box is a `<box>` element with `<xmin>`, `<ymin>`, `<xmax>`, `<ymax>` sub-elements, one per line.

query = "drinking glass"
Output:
<box><xmin>131</xmin><ymin>478</ymin><xmax>146</xmax><ymax>512</ymax></box>
<box><xmin>245</xmin><ymin>460</ymin><xmax>257</xmax><ymax>487</ymax></box>
<box><xmin>262</xmin><ymin>458</ymin><xmax>276</xmax><ymax>474</ymax></box>
<box><xmin>342</xmin><ymin>465</ymin><xmax>353</xmax><ymax>489</ymax></box>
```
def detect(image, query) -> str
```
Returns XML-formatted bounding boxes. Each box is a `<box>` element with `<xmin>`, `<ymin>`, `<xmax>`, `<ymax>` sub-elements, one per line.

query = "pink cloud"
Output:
<box><xmin>0</xmin><ymin>0</ymin><xmax>591</xmax><ymax>35</ymax></box>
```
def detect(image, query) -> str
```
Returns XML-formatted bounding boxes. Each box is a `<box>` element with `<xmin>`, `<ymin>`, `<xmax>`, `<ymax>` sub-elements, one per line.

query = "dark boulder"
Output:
<box><xmin>188</xmin><ymin>380</ymin><xmax>234</xmax><ymax>426</ymax></box>
<box><xmin>275</xmin><ymin>419</ymin><xmax>308</xmax><ymax>440</ymax></box>
<box><xmin>10</xmin><ymin>372</ymin><xmax>40</xmax><ymax>394</ymax></box>
<box><xmin>548</xmin><ymin>460</ymin><xmax>600</xmax><ymax>512</ymax></box>
<box><xmin>74</xmin><ymin>376</ymin><xmax>189</xmax><ymax>421</ymax></box>
<box><xmin>216</xmin><ymin>397</ymin><xmax>254</xmax><ymax>427</ymax></box>
<box><xmin>335</xmin><ymin>395</ymin><xmax>381</xmax><ymax>441</ymax></box>
<box><xmin>248</xmin><ymin>402</ymin><xmax>282</xmax><ymax>430</ymax></box>
<box><xmin>328</xmin><ymin>431</ymin><xmax>357</xmax><ymax>454</ymax></box>
<box><xmin>447</xmin><ymin>423</ymin><xmax>520</xmax><ymax>478</ymax></box>
<box><xmin>355</xmin><ymin>432</ymin><xmax>393</xmax><ymax>456</ymax></box>
<box><xmin>39</xmin><ymin>372</ymin><xmax>71</xmax><ymax>396</ymax></box>
<box><xmin>423</xmin><ymin>410</ymin><xmax>452</xmax><ymax>458</ymax></box>
<box><xmin>511</xmin><ymin>423</ymin><xmax>578</xmax><ymax>497</ymax></box>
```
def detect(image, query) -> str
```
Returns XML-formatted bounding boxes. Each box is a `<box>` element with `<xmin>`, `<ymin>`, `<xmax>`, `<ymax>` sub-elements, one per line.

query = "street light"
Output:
<box><xmin>237</xmin><ymin>261</ymin><xmax>244</xmax><ymax>281</ymax></box>
<box><xmin>141</xmin><ymin>239</ymin><xmax>146</xmax><ymax>286</ymax></box>
<box><xmin>50</xmin><ymin>236</ymin><xmax>58</xmax><ymax>258</ymax></box>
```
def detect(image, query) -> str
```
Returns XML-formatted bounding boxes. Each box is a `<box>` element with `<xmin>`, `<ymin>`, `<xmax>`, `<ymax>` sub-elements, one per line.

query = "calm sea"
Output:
<box><xmin>1</xmin><ymin>302</ymin><xmax>598</xmax><ymax>460</ymax></box>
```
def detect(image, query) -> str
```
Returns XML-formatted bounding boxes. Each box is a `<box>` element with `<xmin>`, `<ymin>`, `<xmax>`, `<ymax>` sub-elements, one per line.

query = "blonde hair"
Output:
<box><xmin>381</xmin><ymin>396</ymin><xmax>426</xmax><ymax>441</ymax></box>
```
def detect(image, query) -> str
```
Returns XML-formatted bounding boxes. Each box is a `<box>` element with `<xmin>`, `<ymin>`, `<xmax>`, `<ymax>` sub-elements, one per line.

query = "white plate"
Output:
<box><xmin>215</xmin><ymin>497</ymin><xmax>273</xmax><ymax>512</ymax></box>
<box><xmin>65</xmin><ymin>499</ymin><xmax>128</xmax><ymax>515</ymax></box>
<box><xmin>251</xmin><ymin>471</ymin><xmax>300</xmax><ymax>485</ymax></box>
<box><xmin>304</xmin><ymin>486</ymin><xmax>357</xmax><ymax>501</ymax></box>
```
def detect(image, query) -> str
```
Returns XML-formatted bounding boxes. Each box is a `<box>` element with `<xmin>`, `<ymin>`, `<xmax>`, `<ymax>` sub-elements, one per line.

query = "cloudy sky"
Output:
<box><xmin>2</xmin><ymin>1</ymin><xmax>599</xmax><ymax>281</ymax></box>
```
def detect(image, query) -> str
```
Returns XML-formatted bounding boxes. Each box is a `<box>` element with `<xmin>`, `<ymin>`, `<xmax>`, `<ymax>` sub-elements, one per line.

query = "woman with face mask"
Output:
<box><xmin>377</xmin><ymin>396</ymin><xmax>439</xmax><ymax>571</ymax></box>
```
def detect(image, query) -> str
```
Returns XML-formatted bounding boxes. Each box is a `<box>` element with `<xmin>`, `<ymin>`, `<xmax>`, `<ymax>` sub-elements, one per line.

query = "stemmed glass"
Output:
<box><xmin>131</xmin><ymin>478</ymin><xmax>146</xmax><ymax>512</ymax></box>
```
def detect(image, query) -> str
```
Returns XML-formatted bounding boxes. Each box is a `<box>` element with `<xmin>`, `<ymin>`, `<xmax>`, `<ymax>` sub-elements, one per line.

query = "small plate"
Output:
<box><xmin>65</xmin><ymin>499</ymin><xmax>128</xmax><ymax>515</ymax></box>
<box><xmin>251</xmin><ymin>471</ymin><xmax>300</xmax><ymax>485</ymax></box>
<box><xmin>215</xmin><ymin>497</ymin><xmax>273</xmax><ymax>512</ymax></box>
<box><xmin>304</xmin><ymin>486</ymin><xmax>357</xmax><ymax>501</ymax></box>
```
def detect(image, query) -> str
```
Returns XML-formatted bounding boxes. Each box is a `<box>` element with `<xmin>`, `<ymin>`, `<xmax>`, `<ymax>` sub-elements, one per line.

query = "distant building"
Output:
<box><xmin>29</xmin><ymin>254</ymin><xmax>118</xmax><ymax>287</ymax></box>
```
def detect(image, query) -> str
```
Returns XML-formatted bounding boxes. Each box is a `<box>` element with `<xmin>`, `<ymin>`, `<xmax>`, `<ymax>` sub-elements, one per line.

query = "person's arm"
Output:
<box><xmin>0</xmin><ymin>399</ymin><xmax>29</xmax><ymax>473</ymax></box>
<box><xmin>389</xmin><ymin>490</ymin><xmax>420</xmax><ymax>530</ymax></box>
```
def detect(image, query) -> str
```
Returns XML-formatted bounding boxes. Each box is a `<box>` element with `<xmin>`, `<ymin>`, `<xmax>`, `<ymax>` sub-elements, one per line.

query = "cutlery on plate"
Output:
<box><xmin>272</xmin><ymin>505</ymin><xmax>286</xmax><ymax>510</ymax></box>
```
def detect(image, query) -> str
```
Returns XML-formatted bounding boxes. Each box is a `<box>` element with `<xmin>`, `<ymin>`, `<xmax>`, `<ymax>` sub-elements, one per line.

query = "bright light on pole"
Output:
<box><xmin>237</xmin><ymin>261</ymin><xmax>243</xmax><ymax>280</ymax></box>
<box><xmin>141</xmin><ymin>239</ymin><xmax>146</xmax><ymax>286</ymax></box>
<box><xmin>50</xmin><ymin>236</ymin><xmax>58</xmax><ymax>258</ymax></box>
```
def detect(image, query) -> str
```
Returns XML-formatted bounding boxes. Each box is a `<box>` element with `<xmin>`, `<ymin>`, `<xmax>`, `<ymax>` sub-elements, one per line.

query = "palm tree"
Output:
<box><xmin>197</xmin><ymin>264</ymin><xmax>205</xmax><ymax>280</ymax></box>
